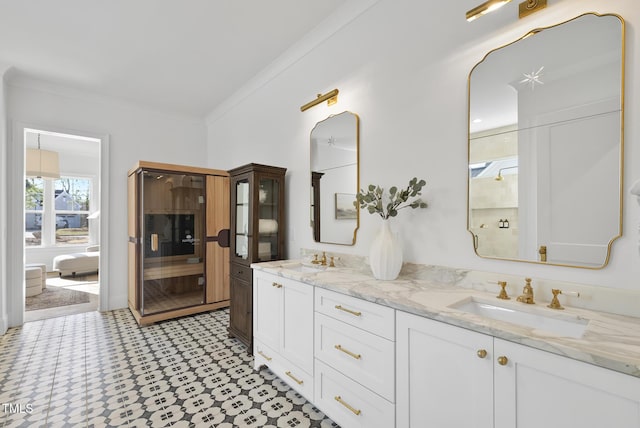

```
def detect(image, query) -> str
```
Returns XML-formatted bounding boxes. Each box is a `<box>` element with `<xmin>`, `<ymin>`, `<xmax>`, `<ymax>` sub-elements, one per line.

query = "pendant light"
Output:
<box><xmin>26</xmin><ymin>134</ymin><xmax>60</xmax><ymax>179</ymax></box>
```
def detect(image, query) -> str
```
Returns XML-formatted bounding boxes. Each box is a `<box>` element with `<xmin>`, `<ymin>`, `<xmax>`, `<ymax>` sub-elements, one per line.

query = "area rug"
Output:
<box><xmin>25</xmin><ymin>286</ymin><xmax>91</xmax><ymax>311</ymax></box>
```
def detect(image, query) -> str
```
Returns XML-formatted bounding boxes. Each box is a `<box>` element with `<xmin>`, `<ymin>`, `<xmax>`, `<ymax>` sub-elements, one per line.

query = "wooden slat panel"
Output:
<box><xmin>207</xmin><ymin>242</ymin><xmax>230</xmax><ymax>303</ymax></box>
<box><xmin>206</xmin><ymin>175</ymin><xmax>230</xmax><ymax>236</ymax></box>
<box><xmin>206</xmin><ymin>175</ymin><xmax>230</xmax><ymax>303</ymax></box>
<box><xmin>143</xmin><ymin>262</ymin><xmax>204</xmax><ymax>280</ymax></box>
<box><xmin>128</xmin><ymin>242</ymin><xmax>137</xmax><ymax>309</ymax></box>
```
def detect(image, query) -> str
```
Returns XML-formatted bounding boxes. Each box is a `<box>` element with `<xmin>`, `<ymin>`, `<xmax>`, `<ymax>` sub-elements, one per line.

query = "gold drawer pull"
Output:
<box><xmin>335</xmin><ymin>305</ymin><xmax>362</xmax><ymax>317</ymax></box>
<box><xmin>285</xmin><ymin>371</ymin><xmax>304</xmax><ymax>385</ymax></box>
<box><xmin>272</xmin><ymin>282</ymin><xmax>283</xmax><ymax>288</ymax></box>
<box><xmin>257</xmin><ymin>351</ymin><xmax>272</xmax><ymax>361</ymax></box>
<box><xmin>497</xmin><ymin>356</ymin><xmax>509</xmax><ymax>366</ymax></box>
<box><xmin>334</xmin><ymin>344</ymin><xmax>361</xmax><ymax>360</ymax></box>
<box><xmin>477</xmin><ymin>349</ymin><xmax>487</xmax><ymax>359</ymax></box>
<box><xmin>334</xmin><ymin>395</ymin><xmax>361</xmax><ymax>416</ymax></box>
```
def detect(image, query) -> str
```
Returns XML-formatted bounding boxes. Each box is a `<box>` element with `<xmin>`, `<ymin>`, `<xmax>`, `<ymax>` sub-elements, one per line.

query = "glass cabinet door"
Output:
<box><xmin>235</xmin><ymin>179</ymin><xmax>250</xmax><ymax>260</ymax></box>
<box><xmin>257</xmin><ymin>177</ymin><xmax>280</xmax><ymax>261</ymax></box>
<box><xmin>140</xmin><ymin>169</ymin><xmax>206</xmax><ymax>315</ymax></box>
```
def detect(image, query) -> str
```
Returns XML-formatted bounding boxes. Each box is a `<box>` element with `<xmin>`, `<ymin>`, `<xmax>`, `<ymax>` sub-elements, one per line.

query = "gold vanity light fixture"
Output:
<box><xmin>466</xmin><ymin>0</ymin><xmax>512</xmax><ymax>22</ymax></box>
<box><xmin>466</xmin><ymin>0</ymin><xmax>546</xmax><ymax>22</ymax></box>
<box><xmin>300</xmin><ymin>89</ymin><xmax>339</xmax><ymax>112</ymax></box>
<box><xmin>519</xmin><ymin>0</ymin><xmax>546</xmax><ymax>19</ymax></box>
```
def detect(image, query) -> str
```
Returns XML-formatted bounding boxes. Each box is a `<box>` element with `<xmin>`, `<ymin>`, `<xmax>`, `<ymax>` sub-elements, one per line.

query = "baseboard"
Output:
<box><xmin>0</xmin><ymin>314</ymin><xmax>8</xmax><ymax>336</ymax></box>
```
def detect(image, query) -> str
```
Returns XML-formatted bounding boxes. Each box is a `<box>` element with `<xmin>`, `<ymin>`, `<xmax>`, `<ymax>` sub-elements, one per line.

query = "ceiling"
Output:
<box><xmin>0</xmin><ymin>0</ymin><xmax>345</xmax><ymax>118</ymax></box>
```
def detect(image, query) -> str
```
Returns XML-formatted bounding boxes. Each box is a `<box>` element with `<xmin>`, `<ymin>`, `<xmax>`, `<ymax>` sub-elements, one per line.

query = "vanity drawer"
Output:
<box><xmin>315</xmin><ymin>288</ymin><xmax>395</xmax><ymax>340</ymax></box>
<box><xmin>314</xmin><ymin>359</ymin><xmax>394</xmax><ymax>428</ymax></box>
<box><xmin>254</xmin><ymin>339</ymin><xmax>314</xmax><ymax>402</ymax></box>
<box><xmin>230</xmin><ymin>262</ymin><xmax>252</xmax><ymax>282</ymax></box>
<box><xmin>315</xmin><ymin>312</ymin><xmax>395</xmax><ymax>402</ymax></box>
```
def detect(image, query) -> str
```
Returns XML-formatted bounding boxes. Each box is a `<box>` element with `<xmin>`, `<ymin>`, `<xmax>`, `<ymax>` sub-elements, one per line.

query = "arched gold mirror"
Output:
<box><xmin>468</xmin><ymin>13</ymin><xmax>624</xmax><ymax>268</ymax></box>
<box><xmin>310</xmin><ymin>111</ymin><xmax>359</xmax><ymax>245</ymax></box>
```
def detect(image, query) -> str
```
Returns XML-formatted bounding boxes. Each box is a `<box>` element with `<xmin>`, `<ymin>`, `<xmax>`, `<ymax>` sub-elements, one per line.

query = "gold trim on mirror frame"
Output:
<box><xmin>309</xmin><ymin>111</ymin><xmax>360</xmax><ymax>246</ymax></box>
<box><xmin>466</xmin><ymin>12</ymin><xmax>625</xmax><ymax>270</ymax></box>
<box><xmin>300</xmin><ymin>89</ymin><xmax>339</xmax><ymax>112</ymax></box>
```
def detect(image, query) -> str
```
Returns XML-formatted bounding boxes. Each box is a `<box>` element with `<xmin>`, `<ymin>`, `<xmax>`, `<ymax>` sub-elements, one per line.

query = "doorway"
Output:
<box><xmin>23</xmin><ymin>129</ymin><xmax>102</xmax><ymax>321</ymax></box>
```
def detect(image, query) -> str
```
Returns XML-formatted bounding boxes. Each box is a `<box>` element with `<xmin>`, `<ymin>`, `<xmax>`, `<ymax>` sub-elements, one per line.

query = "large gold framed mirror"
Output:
<box><xmin>467</xmin><ymin>13</ymin><xmax>624</xmax><ymax>268</ymax></box>
<box><xmin>310</xmin><ymin>111</ymin><xmax>359</xmax><ymax>245</ymax></box>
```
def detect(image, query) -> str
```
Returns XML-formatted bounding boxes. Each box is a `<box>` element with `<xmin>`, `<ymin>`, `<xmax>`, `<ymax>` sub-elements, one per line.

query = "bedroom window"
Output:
<box><xmin>25</xmin><ymin>176</ymin><xmax>92</xmax><ymax>247</ymax></box>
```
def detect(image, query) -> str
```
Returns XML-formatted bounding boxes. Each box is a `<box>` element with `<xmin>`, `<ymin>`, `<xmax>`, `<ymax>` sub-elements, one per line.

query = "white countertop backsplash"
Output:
<box><xmin>253</xmin><ymin>251</ymin><xmax>640</xmax><ymax>378</ymax></box>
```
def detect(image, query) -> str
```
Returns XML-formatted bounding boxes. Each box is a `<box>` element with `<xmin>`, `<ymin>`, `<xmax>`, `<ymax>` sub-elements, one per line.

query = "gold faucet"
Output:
<box><xmin>320</xmin><ymin>252</ymin><xmax>327</xmax><ymax>266</ymax></box>
<box><xmin>311</xmin><ymin>254</ymin><xmax>320</xmax><ymax>265</ymax></box>
<box><xmin>496</xmin><ymin>281</ymin><xmax>510</xmax><ymax>300</ymax></box>
<box><xmin>516</xmin><ymin>278</ymin><xmax>535</xmax><ymax>304</ymax></box>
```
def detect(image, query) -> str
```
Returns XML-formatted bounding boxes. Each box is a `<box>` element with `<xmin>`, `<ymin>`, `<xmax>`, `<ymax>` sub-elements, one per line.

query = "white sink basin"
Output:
<box><xmin>281</xmin><ymin>262</ymin><xmax>326</xmax><ymax>273</ymax></box>
<box><xmin>450</xmin><ymin>297</ymin><xmax>589</xmax><ymax>338</ymax></box>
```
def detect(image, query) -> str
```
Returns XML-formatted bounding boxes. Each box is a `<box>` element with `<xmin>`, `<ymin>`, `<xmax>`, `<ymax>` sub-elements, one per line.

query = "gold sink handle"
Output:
<box><xmin>496</xmin><ymin>281</ymin><xmax>510</xmax><ymax>300</ymax></box>
<box><xmin>548</xmin><ymin>288</ymin><xmax>580</xmax><ymax>310</ymax></box>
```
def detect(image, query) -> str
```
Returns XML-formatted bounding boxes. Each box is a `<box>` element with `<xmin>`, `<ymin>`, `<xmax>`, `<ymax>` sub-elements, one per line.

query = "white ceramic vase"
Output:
<box><xmin>369</xmin><ymin>219</ymin><xmax>403</xmax><ymax>280</ymax></box>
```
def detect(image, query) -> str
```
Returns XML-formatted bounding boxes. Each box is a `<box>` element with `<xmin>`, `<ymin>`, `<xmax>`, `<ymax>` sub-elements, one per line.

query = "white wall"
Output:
<box><xmin>4</xmin><ymin>81</ymin><xmax>207</xmax><ymax>324</ymax></box>
<box><xmin>206</xmin><ymin>0</ymin><xmax>640</xmax><ymax>290</ymax></box>
<box><xmin>0</xmin><ymin>64</ymin><xmax>10</xmax><ymax>334</ymax></box>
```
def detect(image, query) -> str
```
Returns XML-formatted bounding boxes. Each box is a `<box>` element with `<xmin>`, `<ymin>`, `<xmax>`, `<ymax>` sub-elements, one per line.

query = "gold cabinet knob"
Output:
<box><xmin>497</xmin><ymin>356</ymin><xmax>509</xmax><ymax>366</ymax></box>
<box><xmin>272</xmin><ymin>282</ymin><xmax>282</xmax><ymax>288</ymax></box>
<box><xmin>477</xmin><ymin>349</ymin><xmax>487</xmax><ymax>359</ymax></box>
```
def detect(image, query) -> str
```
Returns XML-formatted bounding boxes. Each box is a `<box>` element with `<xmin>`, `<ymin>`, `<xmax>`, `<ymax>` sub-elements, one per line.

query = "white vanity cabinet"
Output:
<box><xmin>253</xmin><ymin>271</ymin><xmax>314</xmax><ymax>401</ymax></box>
<box><xmin>397</xmin><ymin>311</ymin><xmax>640</xmax><ymax>428</ymax></box>
<box><xmin>396</xmin><ymin>311</ymin><xmax>494</xmax><ymax>427</ymax></box>
<box><xmin>494</xmin><ymin>338</ymin><xmax>640</xmax><ymax>428</ymax></box>
<box><xmin>314</xmin><ymin>288</ymin><xmax>396</xmax><ymax>428</ymax></box>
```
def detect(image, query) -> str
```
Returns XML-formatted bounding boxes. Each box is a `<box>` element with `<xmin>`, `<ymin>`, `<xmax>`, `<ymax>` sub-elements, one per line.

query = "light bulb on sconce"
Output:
<box><xmin>466</xmin><ymin>0</ymin><xmax>546</xmax><ymax>22</ymax></box>
<box><xmin>466</xmin><ymin>0</ymin><xmax>512</xmax><ymax>22</ymax></box>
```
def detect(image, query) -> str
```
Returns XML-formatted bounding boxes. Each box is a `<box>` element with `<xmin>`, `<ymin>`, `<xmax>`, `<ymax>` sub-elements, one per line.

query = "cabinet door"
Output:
<box><xmin>396</xmin><ymin>312</ymin><xmax>494</xmax><ymax>428</ymax></box>
<box><xmin>281</xmin><ymin>279</ymin><xmax>314</xmax><ymax>374</ymax></box>
<box><xmin>253</xmin><ymin>272</ymin><xmax>282</xmax><ymax>349</ymax></box>
<box><xmin>229</xmin><ymin>277</ymin><xmax>252</xmax><ymax>344</ymax></box>
<box><xmin>494</xmin><ymin>338</ymin><xmax>640</xmax><ymax>428</ymax></box>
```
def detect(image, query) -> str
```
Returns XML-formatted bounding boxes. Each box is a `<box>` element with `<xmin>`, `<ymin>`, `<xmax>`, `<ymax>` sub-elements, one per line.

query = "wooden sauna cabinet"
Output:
<box><xmin>128</xmin><ymin>161</ymin><xmax>230</xmax><ymax>325</ymax></box>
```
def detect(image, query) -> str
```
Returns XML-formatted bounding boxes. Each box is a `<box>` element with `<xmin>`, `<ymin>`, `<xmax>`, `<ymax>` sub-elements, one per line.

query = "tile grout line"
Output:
<box><xmin>83</xmin><ymin>312</ymin><xmax>89</xmax><ymax>428</ymax></box>
<box><xmin>43</xmin><ymin>316</ymin><xmax>68</xmax><ymax>426</ymax></box>
<box><xmin>1</xmin><ymin>320</ymin><xmax>45</xmax><ymax>428</ymax></box>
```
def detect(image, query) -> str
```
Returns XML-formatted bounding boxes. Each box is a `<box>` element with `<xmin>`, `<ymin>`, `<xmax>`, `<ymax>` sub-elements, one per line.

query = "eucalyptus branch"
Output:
<box><xmin>355</xmin><ymin>177</ymin><xmax>428</xmax><ymax>219</ymax></box>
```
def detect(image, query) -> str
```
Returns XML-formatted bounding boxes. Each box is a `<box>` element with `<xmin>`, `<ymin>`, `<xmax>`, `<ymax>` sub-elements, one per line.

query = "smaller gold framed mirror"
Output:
<box><xmin>310</xmin><ymin>111</ymin><xmax>360</xmax><ymax>245</ymax></box>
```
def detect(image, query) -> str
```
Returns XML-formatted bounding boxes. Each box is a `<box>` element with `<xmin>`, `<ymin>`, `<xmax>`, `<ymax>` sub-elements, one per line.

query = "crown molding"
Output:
<box><xmin>205</xmin><ymin>0</ymin><xmax>381</xmax><ymax>125</ymax></box>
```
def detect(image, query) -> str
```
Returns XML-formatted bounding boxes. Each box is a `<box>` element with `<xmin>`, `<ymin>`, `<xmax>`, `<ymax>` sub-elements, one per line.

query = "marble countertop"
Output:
<box><xmin>252</xmin><ymin>259</ymin><xmax>640</xmax><ymax>378</ymax></box>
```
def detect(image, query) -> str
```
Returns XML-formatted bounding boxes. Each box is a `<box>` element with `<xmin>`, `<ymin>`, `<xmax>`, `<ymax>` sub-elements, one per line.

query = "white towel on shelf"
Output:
<box><xmin>258</xmin><ymin>242</ymin><xmax>272</xmax><ymax>258</ymax></box>
<box><xmin>259</xmin><ymin>219</ymin><xmax>278</xmax><ymax>234</ymax></box>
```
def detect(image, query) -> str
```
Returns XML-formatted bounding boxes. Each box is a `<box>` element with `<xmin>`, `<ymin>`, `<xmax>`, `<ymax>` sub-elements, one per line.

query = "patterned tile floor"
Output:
<box><xmin>0</xmin><ymin>308</ymin><xmax>338</xmax><ymax>427</ymax></box>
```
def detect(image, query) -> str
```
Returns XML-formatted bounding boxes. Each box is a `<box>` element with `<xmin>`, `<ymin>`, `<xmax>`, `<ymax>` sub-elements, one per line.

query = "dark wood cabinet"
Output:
<box><xmin>228</xmin><ymin>163</ymin><xmax>287</xmax><ymax>352</ymax></box>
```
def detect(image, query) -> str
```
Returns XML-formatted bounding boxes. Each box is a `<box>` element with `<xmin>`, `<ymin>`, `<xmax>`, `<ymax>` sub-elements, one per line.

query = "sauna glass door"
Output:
<box><xmin>139</xmin><ymin>169</ymin><xmax>206</xmax><ymax>315</ymax></box>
